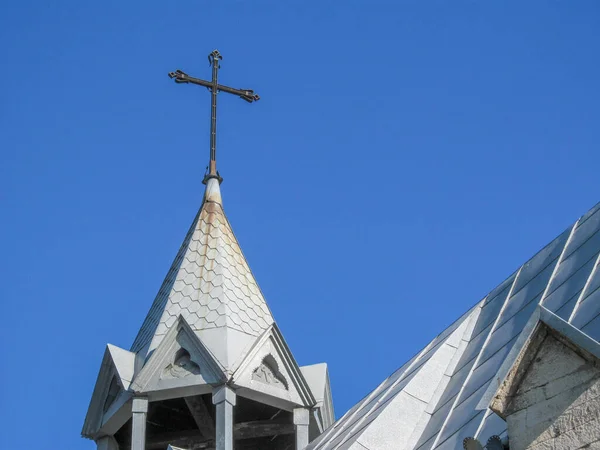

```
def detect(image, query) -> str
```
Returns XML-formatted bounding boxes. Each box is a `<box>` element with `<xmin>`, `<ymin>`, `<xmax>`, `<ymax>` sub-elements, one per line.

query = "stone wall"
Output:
<box><xmin>504</xmin><ymin>334</ymin><xmax>600</xmax><ymax>449</ymax></box>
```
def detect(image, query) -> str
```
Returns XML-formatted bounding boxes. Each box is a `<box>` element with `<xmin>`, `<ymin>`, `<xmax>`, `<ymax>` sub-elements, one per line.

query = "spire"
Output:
<box><xmin>131</xmin><ymin>179</ymin><xmax>274</xmax><ymax>373</ymax></box>
<box><xmin>133</xmin><ymin>51</ymin><xmax>266</xmax><ymax>373</ymax></box>
<box><xmin>83</xmin><ymin>51</ymin><xmax>329</xmax><ymax>448</ymax></box>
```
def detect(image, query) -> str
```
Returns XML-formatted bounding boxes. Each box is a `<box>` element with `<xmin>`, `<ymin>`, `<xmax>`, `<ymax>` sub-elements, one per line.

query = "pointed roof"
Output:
<box><xmin>307</xmin><ymin>200</ymin><xmax>600</xmax><ymax>450</ymax></box>
<box><xmin>131</xmin><ymin>178</ymin><xmax>274</xmax><ymax>372</ymax></box>
<box><xmin>81</xmin><ymin>344</ymin><xmax>136</xmax><ymax>439</ymax></box>
<box><xmin>490</xmin><ymin>304</ymin><xmax>600</xmax><ymax>420</ymax></box>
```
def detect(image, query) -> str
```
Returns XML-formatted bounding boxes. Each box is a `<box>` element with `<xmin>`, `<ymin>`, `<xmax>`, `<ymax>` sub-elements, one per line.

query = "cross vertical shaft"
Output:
<box><xmin>209</xmin><ymin>50</ymin><xmax>221</xmax><ymax>179</ymax></box>
<box><xmin>168</xmin><ymin>49</ymin><xmax>260</xmax><ymax>185</ymax></box>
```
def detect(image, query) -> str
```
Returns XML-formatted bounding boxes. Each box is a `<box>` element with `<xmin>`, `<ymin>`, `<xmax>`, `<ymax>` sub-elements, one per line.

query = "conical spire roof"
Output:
<box><xmin>131</xmin><ymin>178</ymin><xmax>274</xmax><ymax>372</ymax></box>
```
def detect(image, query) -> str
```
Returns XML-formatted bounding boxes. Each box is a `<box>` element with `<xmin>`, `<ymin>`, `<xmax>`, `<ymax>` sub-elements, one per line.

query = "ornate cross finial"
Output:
<box><xmin>169</xmin><ymin>49</ymin><xmax>260</xmax><ymax>184</ymax></box>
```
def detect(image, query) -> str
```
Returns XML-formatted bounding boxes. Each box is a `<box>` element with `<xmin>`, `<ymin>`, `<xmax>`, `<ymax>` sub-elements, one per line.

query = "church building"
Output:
<box><xmin>82</xmin><ymin>51</ymin><xmax>600</xmax><ymax>450</ymax></box>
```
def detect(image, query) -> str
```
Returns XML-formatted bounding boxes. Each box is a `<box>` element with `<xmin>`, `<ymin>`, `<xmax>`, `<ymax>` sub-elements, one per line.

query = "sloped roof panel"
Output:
<box><xmin>130</xmin><ymin>178</ymin><xmax>274</xmax><ymax>370</ymax></box>
<box><xmin>309</xmin><ymin>201</ymin><xmax>600</xmax><ymax>449</ymax></box>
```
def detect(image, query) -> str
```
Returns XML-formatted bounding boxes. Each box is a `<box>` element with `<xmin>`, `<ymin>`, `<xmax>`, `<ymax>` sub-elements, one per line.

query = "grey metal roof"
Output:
<box><xmin>130</xmin><ymin>178</ymin><xmax>274</xmax><ymax>371</ymax></box>
<box><xmin>308</xmin><ymin>201</ymin><xmax>600</xmax><ymax>450</ymax></box>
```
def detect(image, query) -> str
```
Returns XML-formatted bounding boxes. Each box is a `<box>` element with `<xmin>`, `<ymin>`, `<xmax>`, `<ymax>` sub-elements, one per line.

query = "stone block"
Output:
<box><xmin>517</xmin><ymin>336</ymin><xmax>586</xmax><ymax>394</ymax></box>
<box><xmin>526</xmin><ymin>390</ymin><xmax>574</xmax><ymax>429</ymax></box>
<box><xmin>526</xmin><ymin>440</ymin><xmax>555</xmax><ymax>450</ymax></box>
<box><xmin>551</xmin><ymin>416</ymin><xmax>600</xmax><ymax>449</ymax></box>
<box><xmin>506</xmin><ymin>409</ymin><xmax>531</xmax><ymax>450</ymax></box>
<box><xmin>543</xmin><ymin>368</ymin><xmax>598</xmax><ymax>401</ymax></box>
<box><xmin>528</xmin><ymin>424</ymin><xmax>557</xmax><ymax>448</ymax></box>
<box><xmin>578</xmin><ymin>376</ymin><xmax>600</xmax><ymax>406</ymax></box>
<box><xmin>511</xmin><ymin>385</ymin><xmax>547</xmax><ymax>413</ymax></box>
<box><xmin>549</xmin><ymin>395</ymin><xmax>600</xmax><ymax>437</ymax></box>
<box><xmin>506</xmin><ymin>374</ymin><xmax>600</xmax><ymax>449</ymax></box>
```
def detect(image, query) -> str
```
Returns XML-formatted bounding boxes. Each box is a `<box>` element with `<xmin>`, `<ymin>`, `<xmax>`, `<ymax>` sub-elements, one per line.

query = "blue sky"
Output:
<box><xmin>1</xmin><ymin>1</ymin><xmax>599</xmax><ymax>448</ymax></box>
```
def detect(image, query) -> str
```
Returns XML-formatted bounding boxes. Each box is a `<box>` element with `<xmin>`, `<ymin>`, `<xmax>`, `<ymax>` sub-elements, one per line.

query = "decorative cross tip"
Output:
<box><xmin>208</xmin><ymin>49</ymin><xmax>223</xmax><ymax>66</ymax></box>
<box><xmin>239</xmin><ymin>90</ymin><xmax>260</xmax><ymax>103</ymax></box>
<box><xmin>168</xmin><ymin>69</ymin><xmax>189</xmax><ymax>83</ymax></box>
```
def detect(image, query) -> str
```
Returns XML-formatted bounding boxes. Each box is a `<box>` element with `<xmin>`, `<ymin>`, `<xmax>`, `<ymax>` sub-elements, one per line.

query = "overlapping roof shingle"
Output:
<box><xmin>130</xmin><ymin>179</ymin><xmax>274</xmax><ymax>370</ymax></box>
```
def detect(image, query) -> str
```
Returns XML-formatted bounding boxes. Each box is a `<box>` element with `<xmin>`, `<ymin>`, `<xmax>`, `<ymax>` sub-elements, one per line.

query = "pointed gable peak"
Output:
<box><xmin>131</xmin><ymin>179</ymin><xmax>274</xmax><ymax>373</ymax></box>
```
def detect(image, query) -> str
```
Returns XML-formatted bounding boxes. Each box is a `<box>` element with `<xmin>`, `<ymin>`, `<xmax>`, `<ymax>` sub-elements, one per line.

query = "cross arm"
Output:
<box><xmin>168</xmin><ymin>70</ymin><xmax>260</xmax><ymax>103</ymax></box>
<box><xmin>217</xmin><ymin>84</ymin><xmax>260</xmax><ymax>103</ymax></box>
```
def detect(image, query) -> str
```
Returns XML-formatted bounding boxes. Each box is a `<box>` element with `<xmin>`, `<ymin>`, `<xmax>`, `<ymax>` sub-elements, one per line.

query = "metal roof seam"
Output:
<box><xmin>473</xmin><ymin>408</ymin><xmax>495</xmax><ymax>440</ymax></box>
<box><xmin>434</xmin><ymin>410</ymin><xmax>486</xmax><ymax>449</ymax></box>
<box><xmin>429</xmin><ymin>266</ymin><xmax>522</xmax><ymax>449</ymax></box>
<box><xmin>568</xmin><ymin>252</ymin><xmax>600</xmax><ymax>323</ymax></box>
<box><xmin>539</xmin><ymin>220</ymin><xmax>579</xmax><ymax>306</ymax></box>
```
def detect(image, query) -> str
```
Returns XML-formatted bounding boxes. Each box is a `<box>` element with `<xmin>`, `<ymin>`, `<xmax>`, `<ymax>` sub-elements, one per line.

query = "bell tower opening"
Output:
<box><xmin>111</xmin><ymin>395</ymin><xmax>296</xmax><ymax>450</ymax></box>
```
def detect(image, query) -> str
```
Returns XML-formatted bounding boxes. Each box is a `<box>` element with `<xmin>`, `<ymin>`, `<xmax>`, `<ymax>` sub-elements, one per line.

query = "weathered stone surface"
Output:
<box><xmin>526</xmin><ymin>440</ymin><xmax>554</xmax><ymax>450</ymax></box>
<box><xmin>510</xmin><ymin>385</ymin><xmax>546</xmax><ymax>413</ymax></box>
<box><xmin>502</xmin><ymin>332</ymin><xmax>600</xmax><ymax>449</ymax></box>
<box><xmin>552</xmin><ymin>416</ymin><xmax>600</xmax><ymax>449</ymax></box>
<box><xmin>505</xmin><ymin>409</ymin><xmax>528</xmax><ymax>450</ymax></box>
<box><xmin>542</xmin><ymin>365</ymin><xmax>598</xmax><ymax>401</ymax></box>
<box><xmin>516</xmin><ymin>336</ymin><xmax>587</xmax><ymax>394</ymax></box>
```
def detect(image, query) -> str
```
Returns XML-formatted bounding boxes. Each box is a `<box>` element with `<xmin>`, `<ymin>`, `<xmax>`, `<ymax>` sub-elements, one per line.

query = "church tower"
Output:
<box><xmin>82</xmin><ymin>50</ymin><xmax>334</xmax><ymax>450</ymax></box>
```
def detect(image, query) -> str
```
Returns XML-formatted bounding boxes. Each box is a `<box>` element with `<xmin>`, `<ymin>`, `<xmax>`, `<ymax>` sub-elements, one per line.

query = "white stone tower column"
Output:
<box><xmin>212</xmin><ymin>385</ymin><xmax>236</xmax><ymax>450</ymax></box>
<box><xmin>294</xmin><ymin>407</ymin><xmax>310</xmax><ymax>450</ymax></box>
<box><xmin>131</xmin><ymin>397</ymin><xmax>148</xmax><ymax>450</ymax></box>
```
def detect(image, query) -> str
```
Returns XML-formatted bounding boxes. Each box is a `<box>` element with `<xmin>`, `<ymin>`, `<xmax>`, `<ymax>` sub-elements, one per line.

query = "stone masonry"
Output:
<box><xmin>503</xmin><ymin>334</ymin><xmax>600</xmax><ymax>449</ymax></box>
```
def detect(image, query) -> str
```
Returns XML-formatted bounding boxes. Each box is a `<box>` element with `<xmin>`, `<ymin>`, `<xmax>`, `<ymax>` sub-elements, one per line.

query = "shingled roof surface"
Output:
<box><xmin>130</xmin><ymin>179</ymin><xmax>274</xmax><ymax>370</ymax></box>
<box><xmin>308</xmin><ymin>201</ymin><xmax>600</xmax><ymax>450</ymax></box>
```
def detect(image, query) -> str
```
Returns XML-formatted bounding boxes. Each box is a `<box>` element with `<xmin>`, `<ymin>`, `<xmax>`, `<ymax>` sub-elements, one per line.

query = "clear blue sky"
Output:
<box><xmin>1</xmin><ymin>1</ymin><xmax>599</xmax><ymax>448</ymax></box>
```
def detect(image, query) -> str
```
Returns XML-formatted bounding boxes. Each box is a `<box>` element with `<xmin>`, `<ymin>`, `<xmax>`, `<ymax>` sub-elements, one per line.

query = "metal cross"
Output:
<box><xmin>169</xmin><ymin>49</ymin><xmax>260</xmax><ymax>184</ymax></box>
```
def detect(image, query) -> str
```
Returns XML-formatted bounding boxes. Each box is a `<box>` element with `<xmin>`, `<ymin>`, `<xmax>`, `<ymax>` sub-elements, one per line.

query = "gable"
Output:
<box><xmin>490</xmin><ymin>310</ymin><xmax>600</xmax><ymax>418</ymax></box>
<box><xmin>130</xmin><ymin>315</ymin><xmax>226</xmax><ymax>401</ymax></box>
<box><xmin>490</xmin><ymin>320</ymin><xmax>600</xmax><ymax>449</ymax></box>
<box><xmin>82</xmin><ymin>345</ymin><xmax>136</xmax><ymax>439</ymax></box>
<box><xmin>517</xmin><ymin>332</ymin><xmax>598</xmax><ymax>404</ymax></box>
<box><xmin>231</xmin><ymin>325</ymin><xmax>315</xmax><ymax>411</ymax></box>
